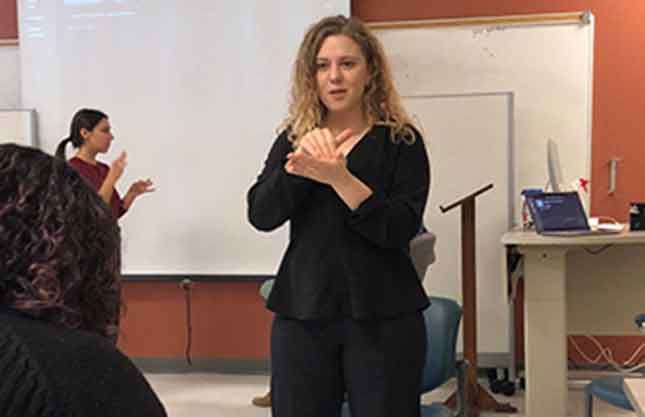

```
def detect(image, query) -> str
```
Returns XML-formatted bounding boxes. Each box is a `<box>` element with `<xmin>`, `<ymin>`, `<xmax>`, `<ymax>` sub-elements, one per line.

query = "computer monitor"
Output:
<box><xmin>547</xmin><ymin>139</ymin><xmax>565</xmax><ymax>192</ymax></box>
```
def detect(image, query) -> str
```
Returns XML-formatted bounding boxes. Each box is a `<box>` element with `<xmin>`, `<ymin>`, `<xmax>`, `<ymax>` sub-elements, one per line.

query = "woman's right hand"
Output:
<box><xmin>98</xmin><ymin>151</ymin><xmax>127</xmax><ymax>206</ymax></box>
<box><xmin>296</xmin><ymin>128</ymin><xmax>352</xmax><ymax>159</ymax></box>
<box><xmin>108</xmin><ymin>151</ymin><xmax>127</xmax><ymax>182</ymax></box>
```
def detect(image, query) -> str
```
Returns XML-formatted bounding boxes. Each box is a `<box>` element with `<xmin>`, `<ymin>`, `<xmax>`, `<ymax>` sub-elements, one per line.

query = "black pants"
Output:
<box><xmin>271</xmin><ymin>312</ymin><xmax>426</xmax><ymax>417</ymax></box>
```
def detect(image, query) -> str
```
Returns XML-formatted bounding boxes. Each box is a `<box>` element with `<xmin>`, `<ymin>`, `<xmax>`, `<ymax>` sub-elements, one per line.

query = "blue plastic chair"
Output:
<box><xmin>584</xmin><ymin>375</ymin><xmax>633</xmax><ymax>416</ymax></box>
<box><xmin>582</xmin><ymin>313</ymin><xmax>645</xmax><ymax>417</ymax></box>
<box><xmin>342</xmin><ymin>296</ymin><xmax>468</xmax><ymax>417</ymax></box>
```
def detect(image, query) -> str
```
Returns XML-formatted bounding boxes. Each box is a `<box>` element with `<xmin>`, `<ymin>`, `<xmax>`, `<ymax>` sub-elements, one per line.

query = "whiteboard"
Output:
<box><xmin>0</xmin><ymin>45</ymin><xmax>21</xmax><ymax>109</ymax></box>
<box><xmin>411</xmin><ymin>93</ymin><xmax>512</xmax><ymax>354</ymax></box>
<box><xmin>18</xmin><ymin>0</ymin><xmax>350</xmax><ymax>275</ymax></box>
<box><xmin>0</xmin><ymin>109</ymin><xmax>38</xmax><ymax>147</ymax></box>
<box><xmin>375</xmin><ymin>16</ymin><xmax>594</xmax><ymax>220</ymax></box>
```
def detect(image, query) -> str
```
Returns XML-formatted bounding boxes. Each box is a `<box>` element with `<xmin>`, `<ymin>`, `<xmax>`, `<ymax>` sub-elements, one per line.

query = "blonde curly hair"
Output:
<box><xmin>282</xmin><ymin>15</ymin><xmax>416</xmax><ymax>146</ymax></box>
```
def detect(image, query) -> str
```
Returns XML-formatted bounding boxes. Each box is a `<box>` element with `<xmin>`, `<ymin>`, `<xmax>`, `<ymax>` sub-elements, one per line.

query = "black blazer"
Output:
<box><xmin>247</xmin><ymin>125</ymin><xmax>430</xmax><ymax>320</ymax></box>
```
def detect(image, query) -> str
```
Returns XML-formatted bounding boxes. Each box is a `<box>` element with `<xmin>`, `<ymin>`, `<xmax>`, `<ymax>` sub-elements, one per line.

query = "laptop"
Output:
<box><xmin>526</xmin><ymin>192</ymin><xmax>623</xmax><ymax>236</ymax></box>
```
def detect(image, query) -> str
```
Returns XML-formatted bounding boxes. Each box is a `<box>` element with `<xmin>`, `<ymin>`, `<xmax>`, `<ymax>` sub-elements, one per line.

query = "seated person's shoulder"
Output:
<box><xmin>1</xmin><ymin>311</ymin><xmax>167</xmax><ymax>417</ymax></box>
<box><xmin>0</xmin><ymin>313</ymin><xmax>61</xmax><ymax>417</ymax></box>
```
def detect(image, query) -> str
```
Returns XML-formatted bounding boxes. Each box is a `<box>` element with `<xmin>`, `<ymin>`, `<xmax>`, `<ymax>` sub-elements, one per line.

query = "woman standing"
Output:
<box><xmin>56</xmin><ymin>108</ymin><xmax>154</xmax><ymax>220</ymax></box>
<box><xmin>247</xmin><ymin>15</ymin><xmax>430</xmax><ymax>417</ymax></box>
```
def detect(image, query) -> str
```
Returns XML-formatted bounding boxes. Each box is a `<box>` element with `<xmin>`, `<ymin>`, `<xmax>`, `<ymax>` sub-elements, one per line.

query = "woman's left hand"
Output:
<box><xmin>285</xmin><ymin>151</ymin><xmax>348</xmax><ymax>186</ymax></box>
<box><xmin>123</xmin><ymin>179</ymin><xmax>155</xmax><ymax>210</ymax></box>
<box><xmin>128</xmin><ymin>179</ymin><xmax>155</xmax><ymax>197</ymax></box>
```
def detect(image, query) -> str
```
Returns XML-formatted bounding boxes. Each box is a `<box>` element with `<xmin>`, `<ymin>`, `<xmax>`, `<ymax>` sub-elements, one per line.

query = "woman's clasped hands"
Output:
<box><xmin>285</xmin><ymin>128</ymin><xmax>353</xmax><ymax>185</ymax></box>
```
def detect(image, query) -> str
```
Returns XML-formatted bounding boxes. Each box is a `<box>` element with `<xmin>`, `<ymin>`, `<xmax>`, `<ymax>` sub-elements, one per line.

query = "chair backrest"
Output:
<box><xmin>419</xmin><ymin>296</ymin><xmax>463</xmax><ymax>394</ymax></box>
<box><xmin>409</xmin><ymin>231</ymin><xmax>436</xmax><ymax>283</ymax></box>
<box><xmin>259</xmin><ymin>279</ymin><xmax>275</xmax><ymax>301</ymax></box>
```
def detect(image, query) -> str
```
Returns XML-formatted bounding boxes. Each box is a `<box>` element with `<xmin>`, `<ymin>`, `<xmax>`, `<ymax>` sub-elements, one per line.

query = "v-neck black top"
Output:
<box><xmin>247</xmin><ymin>125</ymin><xmax>430</xmax><ymax>320</ymax></box>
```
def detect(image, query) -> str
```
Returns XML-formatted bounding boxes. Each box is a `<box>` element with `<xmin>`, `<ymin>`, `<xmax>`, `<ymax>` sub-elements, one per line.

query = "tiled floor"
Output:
<box><xmin>145</xmin><ymin>372</ymin><xmax>637</xmax><ymax>417</ymax></box>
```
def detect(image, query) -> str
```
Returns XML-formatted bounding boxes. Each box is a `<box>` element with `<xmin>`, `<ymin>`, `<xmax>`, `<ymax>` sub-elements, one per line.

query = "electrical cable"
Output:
<box><xmin>583</xmin><ymin>244</ymin><xmax>614</xmax><ymax>255</ymax></box>
<box><xmin>568</xmin><ymin>335</ymin><xmax>645</xmax><ymax>374</ymax></box>
<box><xmin>180</xmin><ymin>278</ymin><xmax>194</xmax><ymax>365</ymax></box>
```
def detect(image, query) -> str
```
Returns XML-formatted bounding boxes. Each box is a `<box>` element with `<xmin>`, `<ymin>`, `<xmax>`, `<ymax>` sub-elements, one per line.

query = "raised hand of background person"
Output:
<box><xmin>107</xmin><ymin>151</ymin><xmax>127</xmax><ymax>183</ymax></box>
<box><xmin>128</xmin><ymin>179</ymin><xmax>155</xmax><ymax>197</ymax></box>
<box><xmin>97</xmin><ymin>151</ymin><xmax>127</xmax><ymax>206</ymax></box>
<box><xmin>123</xmin><ymin>179</ymin><xmax>155</xmax><ymax>210</ymax></box>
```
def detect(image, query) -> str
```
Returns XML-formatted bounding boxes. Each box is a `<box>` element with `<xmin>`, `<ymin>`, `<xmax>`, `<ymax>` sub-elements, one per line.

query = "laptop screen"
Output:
<box><xmin>527</xmin><ymin>192</ymin><xmax>589</xmax><ymax>232</ymax></box>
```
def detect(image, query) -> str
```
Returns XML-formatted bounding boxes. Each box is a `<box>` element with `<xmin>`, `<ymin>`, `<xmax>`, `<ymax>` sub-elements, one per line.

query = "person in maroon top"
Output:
<box><xmin>55</xmin><ymin>109</ymin><xmax>154</xmax><ymax>220</ymax></box>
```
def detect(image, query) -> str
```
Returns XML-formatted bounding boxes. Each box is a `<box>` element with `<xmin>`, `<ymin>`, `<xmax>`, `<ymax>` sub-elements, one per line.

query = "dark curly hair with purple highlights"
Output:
<box><xmin>0</xmin><ymin>143</ymin><xmax>121</xmax><ymax>339</ymax></box>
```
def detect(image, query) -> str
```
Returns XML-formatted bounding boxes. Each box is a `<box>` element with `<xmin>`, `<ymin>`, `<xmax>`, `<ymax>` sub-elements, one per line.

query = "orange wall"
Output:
<box><xmin>353</xmin><ymin>0</ymin><xmax>645</xmax><ymax>222</ymax></box>
<box><xmin>0</xmin><ymin>0</ymin><xmax>17</xmax><ymax>39</ymax></box>
<box><xmin>118</xmin><ymin>281</ymin><xmax>273</xmax><ymax>358</ymax></box>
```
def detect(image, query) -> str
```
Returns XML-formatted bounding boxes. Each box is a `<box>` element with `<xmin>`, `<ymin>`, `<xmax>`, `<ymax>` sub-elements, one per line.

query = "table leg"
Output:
<box><xmin>522</xmin><ymin>248</ymin><xmax>568</xmax><ymax>417</ymax></box>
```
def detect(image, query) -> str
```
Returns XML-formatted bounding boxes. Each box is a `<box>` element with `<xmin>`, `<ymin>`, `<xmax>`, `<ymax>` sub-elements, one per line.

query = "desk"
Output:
<box><xmin>624</xmin><ymin>378</ymin><xmax>645</xmax><ymax>417</ymax></box>
<box><xmin>502</xmin><ymin>229</ymin><xmax>645</xmax><ymax>417</ymax></box>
